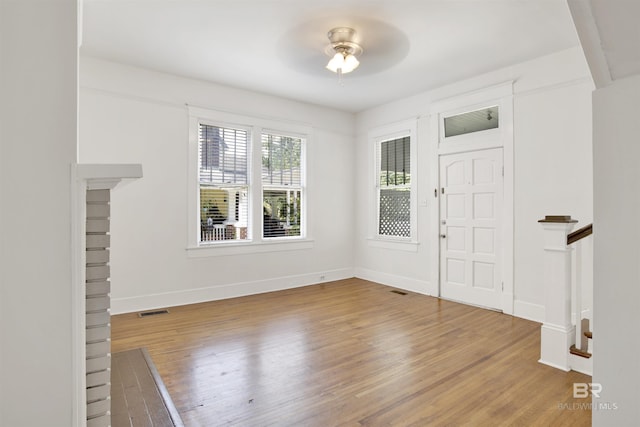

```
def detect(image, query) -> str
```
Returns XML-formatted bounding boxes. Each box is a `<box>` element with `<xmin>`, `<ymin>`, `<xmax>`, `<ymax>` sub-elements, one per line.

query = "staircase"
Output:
<box><xmin>538</xmin><ymin>216</ymin><xmax>593</xmax><ymax>375</ymax></box>
<box><xmin>570</xmin><ymin>329</ymin><xmax>593</xmax><ymax>358</ymax></box>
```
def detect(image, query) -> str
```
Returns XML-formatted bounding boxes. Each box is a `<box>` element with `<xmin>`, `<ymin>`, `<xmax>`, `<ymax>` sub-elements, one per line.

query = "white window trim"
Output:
<box><xmin>187</xmin><ymin>106</ymin><xmax>313</xmax><ymax>256</ymax></box>
<box><xmin>187</xmin><ymin>239</ymin><xmax>315</xmax><ymax>258</ymax></box>
<box><xmin>368</xmin><ymin>118</ymin><xmax>418</xmax><ymax>247</ymax></box>
<box><xmin>366</xmin><ymin>237</ymin><xmax>420</xmax><ymax>252</ymax></box>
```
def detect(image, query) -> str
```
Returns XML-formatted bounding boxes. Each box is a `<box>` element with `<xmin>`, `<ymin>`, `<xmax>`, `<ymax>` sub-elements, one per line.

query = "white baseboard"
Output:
<box><xmin>569</xmin><ymin>353</ymin><xmax>593</xmax><ymax>376</ymax></box>
<box><xmin>514</xmin><ymin>299</ymin><xmax>545</xmax><ymax>323</ymax></box>
<box><xmin>355</xmin><ymin>269</ymin><xmax>544</xmax><ymax>324</ymax></box>
<box><xmin>538</xmin><ymin>358</ymin><xmax>571</xmax><ymax>372</ymax></box>
<box><xmin>111</xmin><ymin>267</ymin><xmax>355</xmax><ymax>314</ymax></box>
<box><xmin>113</xmin><ymin>267</ymin><xmax>551</xmax><ymax>327</ymax></box>
<box><xmin>494</xmin><ymin>299</ymin><xmax>589</xmax><ymax>326</ymax></box>
<box><xmin>354</xmin><ymin>267</ymin><xmax>433</xmax><ymax>296</ymax></box>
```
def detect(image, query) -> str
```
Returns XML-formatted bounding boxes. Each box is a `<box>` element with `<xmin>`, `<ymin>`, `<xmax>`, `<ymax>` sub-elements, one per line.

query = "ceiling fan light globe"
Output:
<box><xmin>342</xmin><ymin>54</ymin><xmax>360</xmax><ymax>73</ymax></box>
<box><xmin>326</xmin><ymin>52</ymin><xmax>345</xmax><ymax>73</ymax></box>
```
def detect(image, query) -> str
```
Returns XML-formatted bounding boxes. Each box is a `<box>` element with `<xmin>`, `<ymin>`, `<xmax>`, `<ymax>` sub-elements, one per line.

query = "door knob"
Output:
<box><xmin>440</xmin><ymin>234</ymin><xmax>446</xmax><ymax>239</ymax></box>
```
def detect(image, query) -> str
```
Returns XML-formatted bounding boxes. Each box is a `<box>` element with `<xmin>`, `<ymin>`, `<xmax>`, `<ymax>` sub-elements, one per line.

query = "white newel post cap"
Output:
<box><xmin>538</xmin><ymin>215</ymin><xmax>578</xmax><ymax>248</ymax></box>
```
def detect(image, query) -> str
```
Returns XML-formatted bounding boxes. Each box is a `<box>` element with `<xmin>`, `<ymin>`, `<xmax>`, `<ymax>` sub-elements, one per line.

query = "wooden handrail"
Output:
<box><xmin>567</xmin><ymin>223</ymin><xmax>593</xmax><ymax>245</ymax></box>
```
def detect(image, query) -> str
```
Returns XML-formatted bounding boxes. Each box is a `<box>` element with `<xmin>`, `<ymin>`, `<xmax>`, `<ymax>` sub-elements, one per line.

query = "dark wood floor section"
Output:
<box><xmin>111</xmin><ymin>278</ymin><xmax>591</xmax><ymax>426</ymax></box>
<box><xmin>111</xmin><ymin>348</ymin><xmax>184</xmax><ymax>427</ymax></box>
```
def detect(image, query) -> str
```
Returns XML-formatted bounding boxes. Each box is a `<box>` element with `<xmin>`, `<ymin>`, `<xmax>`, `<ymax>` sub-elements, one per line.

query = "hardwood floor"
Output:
<box><xmin>112</xmin><ymin>348</ymin><xmax>183</xmax><ymax>427</ymax></box>
<box><xmin>111</xmin><ymin>278</ymin><xmax>591</xmax><ymax>426</ymax></box>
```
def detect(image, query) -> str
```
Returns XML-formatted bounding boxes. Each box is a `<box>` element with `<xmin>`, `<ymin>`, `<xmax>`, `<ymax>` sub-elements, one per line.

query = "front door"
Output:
<box><xmin>439</xmin><ymin>148</ymin><xmax>503</xmax><ymax>310</ymax></box>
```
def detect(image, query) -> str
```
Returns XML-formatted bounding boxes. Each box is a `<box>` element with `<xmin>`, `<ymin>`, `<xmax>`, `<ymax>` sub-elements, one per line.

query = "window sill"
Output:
<box><xmin>367</xmin><ymin>238</ymin><xmax>420</xmax><ymax>252</ymax></box>
<box><xmin>186</xmin><ymin>238</ymin><xmax>314</xmax><ymax>258</ymax></box>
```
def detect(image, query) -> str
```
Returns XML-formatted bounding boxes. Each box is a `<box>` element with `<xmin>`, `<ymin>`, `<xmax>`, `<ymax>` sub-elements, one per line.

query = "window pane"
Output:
<box><xmin>199</xmin><ymin>124</ymin><xmax>248</xmax><ymax>185</ymax></box>
<box><xmin>263</xmin><ymin>189</ymin><xmax>301</xmax><ymax>238</ymax></box>
<box><xmin>200</xmin><ymin>186</ymin><xmax>249</xmax><ymax>242</ymax></box>
<box><xmin>379</xmin><ymin>188</ymin><xmax>410</xmax><ymax>237</ymax></box>
<box><xmin>380</xmin><ymin>136</ymin><xmax>410</xmax><ymax>186</ymax></box>
<box><xmin>444</xmin><ymin>106</ymin><xmax>499</xmax><ymax>138</ymax></box>
<box><xmin>262</xmin><ymin>133</ymin><xmax>302</xmax><ymax>186</ymax></box>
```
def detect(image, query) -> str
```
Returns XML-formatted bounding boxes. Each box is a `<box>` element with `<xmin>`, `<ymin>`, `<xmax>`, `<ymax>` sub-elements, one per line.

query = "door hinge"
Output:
<box><xmin>501</xmin><ymin>282</ymin><xmax>504</xmax><ymax>291</ymax></box>
<box><xmin>441</xmin><ymin>187</ymin><xmax>445</xmax><ymax>194</ymax></box>
<box><xmin>502</xmin><ymin>166</ymin><xmax>504</xmax><ymax>177</ymax></box>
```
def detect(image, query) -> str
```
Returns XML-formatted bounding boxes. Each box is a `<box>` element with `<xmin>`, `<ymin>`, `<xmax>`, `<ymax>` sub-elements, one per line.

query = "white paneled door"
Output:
<box><xmin>439</xmin><ymin>148</ymin><xmax>503</xmax><ymax>310</ymax></box>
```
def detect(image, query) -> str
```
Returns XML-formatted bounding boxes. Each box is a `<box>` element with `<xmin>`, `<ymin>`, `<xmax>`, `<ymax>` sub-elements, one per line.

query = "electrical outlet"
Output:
<box><xmin>319</xmin><ymin>275</ymin><xmax>326</xmax><ymax>281</ymax></box>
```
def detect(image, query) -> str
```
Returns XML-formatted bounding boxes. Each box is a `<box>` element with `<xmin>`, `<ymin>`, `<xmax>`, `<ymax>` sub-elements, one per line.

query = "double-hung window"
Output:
<box><xmin>371</xmin><ymin>119</ymin><xmax>417</xmax><ymax>244</ymax></box>
<box><xmin>198</xmin><ymin>124</ymin><xmax>250</xmax><ymax>242</ymax></box>
<box><xmin>189</xmin><ymin>106</ymin><xmax>309</xmax><ymax>251</ymax></box>
<box><xmin>261</xmin><ymin>133</ymin><xmax>304</xmax><ymax>239</ymax></box>
<box><xmin>377</xmin><ymin>136</ymin><xmax>411</xmax><ymax>238</ymax></box>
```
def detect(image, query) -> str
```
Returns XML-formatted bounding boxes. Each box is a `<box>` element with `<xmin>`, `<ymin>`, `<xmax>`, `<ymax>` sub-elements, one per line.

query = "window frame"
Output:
<box><xmin>260</xmin><ymin>130</ymin><xmax>307</xmax><ymax>240</ymax></box>
<box><xmin>198</xmin><ymin>122</ymin><xmax>252</xmax><ymax>244</ymax></box>
<box><xmin>369</xmin><ymin>119</ymin><xmax>418</xmax><ymax>248</ymax></box>
<box><xmin>187</xmin><ymin>106</ymin><xmax>312</xmax><ymax>257</ymax></box>
<box><xmin>438</xmin><ymin>102</ymin><xmax>503</xmax><ymax>154</ymax></box>
<box><xmin>443</xmin><ymin>105</ymin><xmax>499</xmax><ymax>138</ymax></box>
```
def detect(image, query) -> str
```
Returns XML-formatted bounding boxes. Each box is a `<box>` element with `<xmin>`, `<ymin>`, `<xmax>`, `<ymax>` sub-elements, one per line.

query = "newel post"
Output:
<box><xmin>538</xmin><ymin>215</ymin><xmax>577</xmax><ymax>371</ymax></box>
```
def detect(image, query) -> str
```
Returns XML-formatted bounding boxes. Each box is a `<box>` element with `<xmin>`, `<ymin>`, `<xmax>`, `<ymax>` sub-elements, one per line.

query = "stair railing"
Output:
<box><xmin>567</xmin><ymin>223</ymin><xmax>593</xmax><ymax>357</ymax></box>
<box><xmin>538</xmin><ymin>216</ymin><xmax>594</xmax><ymax>372</ymax></box>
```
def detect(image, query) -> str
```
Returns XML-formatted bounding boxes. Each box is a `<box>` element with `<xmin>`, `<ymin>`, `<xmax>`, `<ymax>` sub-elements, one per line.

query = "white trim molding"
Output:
<box><xmin>514</xmin><ymin>300</ymin><xmax>545</xmax><ymax>323</ymax></box>
<box><xmin>111</xmin><ymin>268</ymin><xmax>354</xmax><ymax>314</ymax></box>
<box><xmin>355</xmin><ymin>267</ymin><xmax>433</xmax><ymax>296</ymax></box>
<box><xmin>76</xmin><ymin>163</ymin><xmax>143</xmax><ymax>190</ymax></box>
<box><xmin>186</xmin><ymin>239</ymin><xmax>314</xmax><ymax>257</ymax></box>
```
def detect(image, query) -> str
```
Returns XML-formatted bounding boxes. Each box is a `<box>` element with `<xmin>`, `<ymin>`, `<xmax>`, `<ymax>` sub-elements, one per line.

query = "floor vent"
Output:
<box><xmin>390</xmin><ymin>290</ymin><xmax>408</xmax><ymax>296</ymax></box>
<box><xmin>138</xmin><ymin>309</ymin><xmax>170</xmax><ymax>318</ymax></box>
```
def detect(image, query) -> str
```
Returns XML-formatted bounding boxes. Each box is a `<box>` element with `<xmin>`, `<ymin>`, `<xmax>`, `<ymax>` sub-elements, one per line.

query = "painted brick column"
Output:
<box><xmin>74</xmin><ymin>164</ymin><xmax>142</xmax><ymax>426</ymax></box>
<box><xmin>86</xmin><ymin>189</ymin><xmax>111</xmax><ymax>427</ymax></box>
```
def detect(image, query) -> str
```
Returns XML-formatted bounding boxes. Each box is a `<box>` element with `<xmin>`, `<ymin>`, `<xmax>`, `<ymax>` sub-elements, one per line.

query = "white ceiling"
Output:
<box><xmin>81</xmin><ymin>0</ymin><xmax>580</xmax><ymax>113</ymax></box>
<box><xmin>589</xmin><ymin>0</ymin><xmax>640</xmax><ymax>81</ymax></box>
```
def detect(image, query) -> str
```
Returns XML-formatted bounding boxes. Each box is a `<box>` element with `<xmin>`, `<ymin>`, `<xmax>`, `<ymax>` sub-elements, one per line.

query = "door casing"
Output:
<box><xmin>428</xmin><ymin>82</ymin><xmax>514</xmax><ymax>315</ymax></box>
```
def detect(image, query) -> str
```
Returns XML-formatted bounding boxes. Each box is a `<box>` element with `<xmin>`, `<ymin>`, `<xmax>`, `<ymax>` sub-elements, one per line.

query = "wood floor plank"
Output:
<box><xmin>112</xmin><ymin>348</ymin><xmax>183</xmax><ymax>427</ymax></box>
<box><xmin>111</xmin><ymin>278</ymin><xmax>591</xmax><ymax>426</ymax></box>
<box><xmin>114</xmin><ymin>352</ymin><xmax>153</xmax><ymax>427</ymax></box>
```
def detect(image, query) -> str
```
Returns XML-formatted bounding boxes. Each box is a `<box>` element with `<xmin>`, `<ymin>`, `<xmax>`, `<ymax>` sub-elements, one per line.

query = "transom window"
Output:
<box><xmin>444</xmin><ymin>106</ymin><xmax>499</xmax><ymax>138</ymax></box>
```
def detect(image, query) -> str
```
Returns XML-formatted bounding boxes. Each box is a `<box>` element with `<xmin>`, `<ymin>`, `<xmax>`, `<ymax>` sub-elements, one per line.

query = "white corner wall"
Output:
<box><xmin>79</xmin><ymin>57</ymin><xmax>356</xmax><ymax>313</ymax></box>
<box><xmin>1</xmin><ymin>1</ymin><xmax>78</xmax><ymax>426</ymax></box>
<box><xmin>354</xmin><ymin>47</ymin><xmax>594</xmax><ymax>322</ymax></box>
<box><xmin>592</xmin><ymin>74</ymin><xmax>640</xmax><ymax>425</ymax></box>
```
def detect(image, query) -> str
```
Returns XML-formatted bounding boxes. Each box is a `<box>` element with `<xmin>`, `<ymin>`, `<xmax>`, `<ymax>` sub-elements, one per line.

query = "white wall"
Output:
<box><xmin>592</xmin><ymin>74</ymin><xmax>640</xmax><ymax>425</ymax></box>
<box><xmin>354</xmin><ymin>47</ymin><xmax>594</xmax><ymax>322</ymax></box>
<box><xmin>513</xmin><ymin>78</ymin><xmax>593</xmax><ymax>316</ymax></box>
<box><xmin>0</xmin><ymin>1</ymin><xmax>78</xmax><ymax>426</ymax></box>
<box><xmin>80</xmin><ymin>46</ymin><xmax>593</xmax><ymax>324</ymax></box>
<box><xmin>79</xmin><ymin>57</ymin><xmax>356</xmax><ymax>313</ymax></box>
